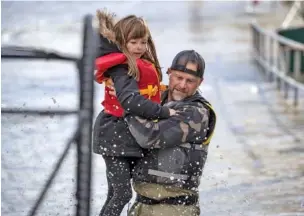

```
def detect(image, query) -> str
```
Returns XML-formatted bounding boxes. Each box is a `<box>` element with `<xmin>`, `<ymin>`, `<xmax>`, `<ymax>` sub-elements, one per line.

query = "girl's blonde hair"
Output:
<box><xmin>97</xmin><ymin>10</ymin><xmax>162</xmax><ymax>81</ymax></box>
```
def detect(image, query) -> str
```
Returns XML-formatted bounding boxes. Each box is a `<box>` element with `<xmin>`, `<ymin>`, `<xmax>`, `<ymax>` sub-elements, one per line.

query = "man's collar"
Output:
<box><xmin>161</xmin><ymin>90</ymin><xmax>169</xmax><ymax>105</ymax></box>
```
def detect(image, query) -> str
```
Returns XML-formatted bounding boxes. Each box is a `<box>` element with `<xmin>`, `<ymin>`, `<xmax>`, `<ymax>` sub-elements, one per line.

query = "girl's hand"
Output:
<box><xmin>105</xmin><ymin>78</ymin><xmax>117</xmax><ymax>97</ymax></box>
<box><xmin>108</xmin><ymin>85</ymin><xmax>117</xmax><ymax>97</ymax></box>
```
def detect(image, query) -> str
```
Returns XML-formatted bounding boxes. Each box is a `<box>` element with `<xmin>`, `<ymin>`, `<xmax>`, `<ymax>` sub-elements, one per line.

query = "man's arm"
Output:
<box><xmin>125</xmin><ymin>104</ymin><xmax>210</xmax><ymax>149</ymax></box>
<box><xmin>105</xmin><ymin>65</ymin><xmax>170</xmax><ymax>119</ymax></box>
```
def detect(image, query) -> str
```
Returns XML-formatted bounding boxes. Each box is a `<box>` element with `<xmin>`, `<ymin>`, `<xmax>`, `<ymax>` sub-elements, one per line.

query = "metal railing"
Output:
<box><xmin>251</xmin><ymin>22</ymin><xmax>304</xmax><ymax>107</ymax></box>
<box><xmin>1</xmin><ymin>14</ymin><xmax>98</xmax><ymax>216</ymax></box>
<box><xmin>281</xmin><ymin>1</ymin><xmax>304</xmax><ymax>28</ymax></box>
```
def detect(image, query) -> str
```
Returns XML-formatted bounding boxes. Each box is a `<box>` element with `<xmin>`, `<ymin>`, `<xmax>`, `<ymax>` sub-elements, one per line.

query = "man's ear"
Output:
<box><xmin>199</xmin><ymin>78</ymin><xmax>204</xmax><ymax>85</ymax></box>
<box><xmin>167</xmin><ymin>68</ymin><xmax>172</xmax><ymax>75</ymax></box>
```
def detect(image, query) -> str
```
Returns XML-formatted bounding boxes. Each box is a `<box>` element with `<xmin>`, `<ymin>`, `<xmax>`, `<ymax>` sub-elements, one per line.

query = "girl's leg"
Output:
<box><xmin>100</xmin><ymin>156</ymin><xmax>135</xmax><ymax>216</ymax></box>
<box><xmin>99</xmin><ymin>157</ymin><xmax>114</xmax><ymax>215</ymax></box>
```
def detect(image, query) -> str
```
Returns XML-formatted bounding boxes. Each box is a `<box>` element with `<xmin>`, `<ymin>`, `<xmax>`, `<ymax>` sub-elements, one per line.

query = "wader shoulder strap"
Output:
<box><xmin>202</xmin><ymin>101</ymin><xmax>217</xmax><ymax>145</ymax></box>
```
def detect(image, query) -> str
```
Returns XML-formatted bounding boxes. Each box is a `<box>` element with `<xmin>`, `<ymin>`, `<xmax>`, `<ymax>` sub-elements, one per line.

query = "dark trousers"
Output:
<box><xmin>99</xmin><ymin>156</ymin><xmax>138</xmax><ymax>216</ymax></box>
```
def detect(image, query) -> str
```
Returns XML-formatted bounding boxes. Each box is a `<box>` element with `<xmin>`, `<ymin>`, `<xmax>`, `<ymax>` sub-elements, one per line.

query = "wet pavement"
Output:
<box><xmin>2</xmin><ymin>1</ymin><xmax>304</xmax><ymax>216</ymax></box>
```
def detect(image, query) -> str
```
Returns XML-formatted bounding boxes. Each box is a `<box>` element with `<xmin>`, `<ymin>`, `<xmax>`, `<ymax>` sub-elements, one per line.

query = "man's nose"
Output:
<box><xmin>179</xmin><ymin>79</ymin><xmax>187</xmax><ymax>89</ymax></box>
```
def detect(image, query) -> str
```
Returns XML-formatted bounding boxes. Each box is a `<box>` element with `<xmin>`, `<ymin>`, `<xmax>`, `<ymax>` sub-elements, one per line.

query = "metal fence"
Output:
<box><xmin>1</xmin><ymin>14</ymin><xmax>98</xmax><ymax>216</ymax></box>
<box><xmin>251</xmin><ymin>22</ymin><xmax>304</xmax><ymax>107</ymax></box>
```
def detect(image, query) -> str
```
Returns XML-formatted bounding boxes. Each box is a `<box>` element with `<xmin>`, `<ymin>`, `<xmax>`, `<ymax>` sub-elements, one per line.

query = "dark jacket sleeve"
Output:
<box><xmin>105</xmin><ymin>65</ymin><xmax>170</xmax><ymax>119</ymax></box>
<box><xmin>97</xmin><ymin>34</ymin><xmax>121</xmax><ymax>57</ymax></box>
<box><xmin>125</xmin><ymin>104</ymin><xmax>210</xmax><ymax>149</ymax></box>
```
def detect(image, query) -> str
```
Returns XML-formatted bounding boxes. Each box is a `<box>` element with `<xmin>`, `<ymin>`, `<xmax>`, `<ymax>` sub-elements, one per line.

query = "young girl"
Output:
<box><xmin>93</xmin><ymin>10</ymin><xmax>175</xmax><ymax>216</ymax></box>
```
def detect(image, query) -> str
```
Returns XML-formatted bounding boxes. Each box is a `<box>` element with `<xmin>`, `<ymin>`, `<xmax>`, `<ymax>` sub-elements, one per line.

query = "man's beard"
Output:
<box><xmin>170</xmin><ymin>89</ymin><xmax>187</xmax><ymax>101</ymax></box>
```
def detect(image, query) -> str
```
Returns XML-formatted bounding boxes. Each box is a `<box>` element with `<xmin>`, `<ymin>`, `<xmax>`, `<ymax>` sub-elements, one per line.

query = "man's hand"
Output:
<box><xmin>169</xmin><ymin>108</ymin><xmax>178</xmax><ymax>116</ymax></box>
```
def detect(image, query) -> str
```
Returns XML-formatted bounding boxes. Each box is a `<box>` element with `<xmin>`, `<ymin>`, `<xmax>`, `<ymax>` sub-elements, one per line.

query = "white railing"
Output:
<box><xmin>251</xmin><ymin>22</ymin><xmax>304</xmax><ymax>106</ymax></box>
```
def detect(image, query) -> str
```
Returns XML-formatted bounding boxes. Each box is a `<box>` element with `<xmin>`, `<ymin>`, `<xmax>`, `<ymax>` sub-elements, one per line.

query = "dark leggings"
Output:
<box><xmin>99</xmin><ymin>156</ymin><xmax>137</xmax><ymax>216</ymax></box>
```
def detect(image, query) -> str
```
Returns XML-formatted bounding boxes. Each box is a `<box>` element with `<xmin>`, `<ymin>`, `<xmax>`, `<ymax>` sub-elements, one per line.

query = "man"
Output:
<box><xmin>124</xmin><ymin>50</ymin><xmax>217</xmax><ymax>216</ymax></box>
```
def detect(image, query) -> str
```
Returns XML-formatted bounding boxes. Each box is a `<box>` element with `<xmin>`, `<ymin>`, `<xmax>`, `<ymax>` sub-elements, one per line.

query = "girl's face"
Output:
<box><xmin>126</xmin><ymin>36</ymin><xmax>148</xmax><ymax>59</ymax></box>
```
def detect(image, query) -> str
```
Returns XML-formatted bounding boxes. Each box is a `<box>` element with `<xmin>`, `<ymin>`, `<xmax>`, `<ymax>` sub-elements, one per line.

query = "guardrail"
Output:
<box><xmin>1</xmin><ymin>14</ymin><xmax>98</xmax><ymax>216</ymax></box>
<box><xmin>251</xmin><ymin>22</ymin><xmax>304</xmax><ymax>107</ymax></box>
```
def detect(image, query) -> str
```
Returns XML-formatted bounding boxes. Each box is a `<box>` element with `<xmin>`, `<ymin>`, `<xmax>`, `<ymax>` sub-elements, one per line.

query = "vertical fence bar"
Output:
<box><xmin>268</xmin><ymin>37</ymin><xmax>273</xmax><ymax>81</ymax></box>
<box><xmin>266</xmin><ymin>34</ymin><xmax>273</xmax><ymax>80</ymax></box>
<box><xmin>277</xmin><ymin>42</ymin><xmax>285</xmax><ymax>91</ymax></box>
<box><xmin>75</xmin><ymin>14</ymin><xmax>98</xmax><ymax>216</ymax></box>
<box><xmin>259</xmin><ymin>30</ymin><xmax>263</xmax><ymax>66</ymax></box>
<box><xmin>272</xmin><ymin>38</ymin><xmax>278</xmax><ymax>83</ymax></box>
<box><xmin>294</xmin><ymin>87</ymin><xmax>298</xmax><ymax>107</ymax></box>
<box><xmin>294</xmin><ymin>50</ymin><xmax>301</xmax><ymax>81</ymax></box>
<box><xmin>293</xmin><ymin>50</ymin><xmax>301</xmax><ymax>107</ymax></box>
<box><xmin>284</xmin><ymin>47</ymin><xmax>291</xmax><ymax>99</ymax></box>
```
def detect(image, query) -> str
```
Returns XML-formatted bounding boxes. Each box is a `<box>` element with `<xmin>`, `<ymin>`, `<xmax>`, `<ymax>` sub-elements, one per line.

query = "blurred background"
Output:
<box><xmin>1</xmin><ymin>1</ymin><xmax>304</xmax><ymax>216</ymax></box>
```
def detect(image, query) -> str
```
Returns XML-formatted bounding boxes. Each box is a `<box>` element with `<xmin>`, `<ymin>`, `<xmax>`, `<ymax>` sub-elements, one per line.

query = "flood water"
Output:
<box><xmin>2</xmin><ymin>1</ymin><xmax>304</xmax><ymax>216</ymax></box>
